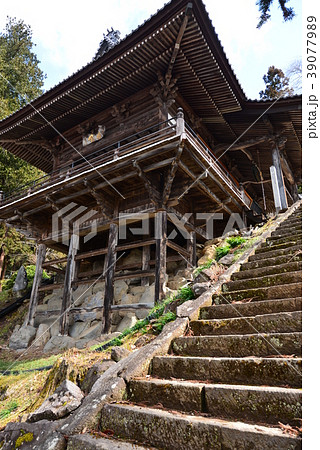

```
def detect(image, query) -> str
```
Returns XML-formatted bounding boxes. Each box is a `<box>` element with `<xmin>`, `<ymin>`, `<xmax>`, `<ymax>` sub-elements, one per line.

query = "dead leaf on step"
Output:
<box><xmin>278</xmin><ymin>422</ymin><xmax>302</xmax><ymax>436</ymax></box>
<box><xmin>231</xmin><ymin>297</ymin><xmax>254</xmax><ymax>304</ymax></box>
<box><xmin>99</xmin><ymin>429</ymin><xmax>115</xmax><ymax>437</ymax></box>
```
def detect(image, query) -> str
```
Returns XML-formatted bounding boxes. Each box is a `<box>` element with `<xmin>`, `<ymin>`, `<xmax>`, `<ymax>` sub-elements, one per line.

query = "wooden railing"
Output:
<box><xmin>0</xmin><ymin>118</ymin><xmax>177</xmax><ymax>206</ymax></box>
<box><xmin>0</xmin><ymin>115</ymin><xmax>252</xmax><ymax>210</ymax></box>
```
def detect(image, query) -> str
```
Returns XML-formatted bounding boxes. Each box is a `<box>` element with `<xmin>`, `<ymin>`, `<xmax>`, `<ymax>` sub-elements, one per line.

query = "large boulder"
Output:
<box><xmin>27</xmin><ymin>380</ymin><xmax>84</xmax><ymax>422</ymax></box>
<box><xmin>69</xmin><ymin>321</ymin><xmax>90</xmax><ymax>339</ymax></box>
<box><xmin>72</xmin><ymin>309</ymin><xmax>101</xmax><ymax>322</ymax></box>
<box><xmin>0</xmin><ymin>420</ymin><xmax>65</xmax><ymax>450</ymax></box>
<box><xmin>218</xmin><ymin>253</ymin><xmax>235</xmax><ymax>266</ymax></box>
<box><xmin>116</xmin><ymin>313</ymin><xmax>137</xmax><ymax>333</ymax></box>
<box><xmin>82</xmin><ymin>291</ymin><xmax>104</xmax><ymax>308</ymax></box>
<box><xmin>9</xmin><ymin>325</ymin><xmax>37</xmax><ymax>350</ymax></box>
<box><xmin>47</xmin><ymin>296</ymin><xmax>62</xmax><ymax>311</ymax></box>
<box><xmin>198</xmin><ymin>245</ymin><xmax>217</xmax><ymax>266</ymax></box>
<box><xmin>43</xmin><ymin>335</ymin><xmax>75</xmax><ymax>353</ymax></box>
<box><xmin>33</xmin><ymin>324</ymin><xmax>51</xmax><ymax>347</ymax></box>
<box><xmin>121</xmin><ymin>249</ymin><xmax>142</xmax><ymax>266</ymax></box>
<box><xmin>77</xmin><ymin>322</ymin><xmax>102</xmax><ymax>341</ymax></box>
<box><xmin>72</xmin><ymin>284</ymin><xmax>92</xmax><ymax>306</ymax></box>
<box><xmin>12</xmin><ymin>266</ymin><xmax>28</xmax><ymax>294</ymax></box>
<box><xmin>111</xmin><ymin>346</ymin><xmax>130</xmax><ymax>362</ymax></box>
<box><xmin>139</xmin><ymin>284</ymin><xmax>155</xmax><ymax>304</ymax></box>
<box><xmin>114</xmin><ymin>280</ymin><xmax>129</xmax><ymax>304</ymax></box>
<box><xmin>81</xmin><ymin>360</ymin><xmax>116</xmax><ymax>394</ymax></box>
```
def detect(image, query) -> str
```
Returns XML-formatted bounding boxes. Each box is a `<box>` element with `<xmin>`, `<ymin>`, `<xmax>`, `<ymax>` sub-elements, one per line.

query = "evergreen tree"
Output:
<box><xmin>259</xmin><ymin>65</ymin><xmax>293</xmax><ymax>100</ymax></box>
<box><xmin>0</xmin><ymin>17</ymin><xmax>45</xmax><ymax>285</ymax></box>
<box><xmin>256</xmin><ymin>0</ymin><xmax>295</xmax><ymax>28</ymax></box>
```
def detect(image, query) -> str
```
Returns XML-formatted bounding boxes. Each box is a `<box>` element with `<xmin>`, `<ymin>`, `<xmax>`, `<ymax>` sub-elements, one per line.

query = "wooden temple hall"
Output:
<box><xmin>0</xmin><ymin>0</ymin><xmax>301</xmax><ymax>335</ymax></box>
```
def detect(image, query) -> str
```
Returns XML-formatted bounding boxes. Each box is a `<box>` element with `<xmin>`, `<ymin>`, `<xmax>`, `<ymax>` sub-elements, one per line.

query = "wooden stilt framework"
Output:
<box><xmin>272</xmin><ymin>143</ymin><xmax>288</xmax><ymax>211</ymax></box>
<box><xmin>155</xmin><ymin>211</ymin><xmax>167</xmax><ymax>303</ymax></box>
<box><xmin>103</xmin><ymin>221</ymin><xmax>118</xmax><ymax>333</ymax></box>
<box><xmin>59</xmin><ymin>233</ymin><xmax>79</xmax><ymax>335</ymax></box>
<box><xmin>26</xmin><ymin>243</ymin><xmax>46</xmax><ymax>326</ymax></box>
<box><xmin>141</xmin><ymin>242</ymin><xmax>151</xmax><ymax>287</ymax></box>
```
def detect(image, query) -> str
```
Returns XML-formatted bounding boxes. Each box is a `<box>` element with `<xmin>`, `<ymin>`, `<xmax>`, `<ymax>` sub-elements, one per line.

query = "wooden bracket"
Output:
<box><xmin>132</xmin><ymin>160</ymin><xmax>161</xmax><ymax>207</ymax></box>
<box><xmin>84</xmin><ymin>180</ymin><xmax>113</xmax><ymax>220</ymax></box>
<box><xmin>162</xmin><ymin>143</ymin><xmax>184</xmax><ymax>205</ymax></box>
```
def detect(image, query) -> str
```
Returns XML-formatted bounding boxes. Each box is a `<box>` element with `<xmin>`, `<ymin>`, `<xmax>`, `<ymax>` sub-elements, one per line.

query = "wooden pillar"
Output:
<box><xmin>176</xmin><ymin>107</ymin><xmax>185</xmax><ymax>137</ymax></box>
<box><xmin>26</xmin><ymin>243</ymin><xmax>46</xmax><ymax>326</ymax></box>
<box><xmin>141</xmin><ymin>244</ymin><xmax>150</xmax><ymax>286</ymax></box>
<box><xmin>187</xmin><ymin>230</ymin><xmax>196</xmax><ymax>268</ymax></box>
<box><xmin>59</xmin><ymin>233</ymin><xmax>79</xmax><ymax>335</ymax></box>
<box><xmin>155</xmin><ymin>211</ymin><xmax>167</xmax><ymax>304</ymax></box>
<box><xmin>272</xmin><ymin>144</ymin><xmax>288</xmax><ymax>211</ymax></box>
<box><xmin>103</xmin><ymin>222</ymin><xmax>118</xmax><ymax>333</ymax></box>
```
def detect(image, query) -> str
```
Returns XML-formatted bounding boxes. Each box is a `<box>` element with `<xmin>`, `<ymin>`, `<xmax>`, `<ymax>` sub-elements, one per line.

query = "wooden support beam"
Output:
<box><xmin>26</xmin><ymin>244</ymin><xmax>46</xmax><ymax>326</ymax></box>
<box><xmin>187</xmin><ymin>214</ymin><xmax>196</xmax><ymax>268</ymax></box>
<box><xmin>43</xmin><ymin>257</ymin><xmax>68</xmax><ymax>267</ymax></box>
<box><xmin>59</xmin><ymin>233</ymin><xmax>79</xmax><ymax>335</ymax></box>
<box><xmin>214</xmin><ymin>135</ymin><xmax>274</xmax><ymax>156</ymax></box>
<box><xmin>132</xmin><ymin>160</ymin><xmax>161</xmax><ymax>207</ymax></box>
<box><xmin>44</xmin><ymin>265</ymin><xmax>65</xmax><ymax>274</ymax></box>
<box><xmin>155</xmin><ymin>211</ymin><xmax>167</xmax><ymax>304</ymax></box>
<box><xmin>183</xmin><ymin>147</ymin><xmax>243</xmax><ymax>211</ymax></box>
<box><xmin>162</xmin><ymin>142</ymin><xmax>184</xmax><ymax>205</ymax></box>
<box><xmin>141</xmin><ymin>243</ymin><xmax>151</xmax><ymax>287</ymax></box>
<box><xmin>187</xmin><ymin>231</ymin><xmax>197</xmax><ymax>268</ymax></box>
<box><xmin>111</xmin><ymin>303</ymin><xmax>153</xmax><ymax>311</ymax></box>
<box><xmin>279</xmin><ymin>149</ymin><xmax>298</xmax><ymax>202</ymax></box>
<box><xmin>103</xmin><ymin>221</ymin><xmax>118</xmax><ymax>334</ymax></box>
<box><xmin>115</xmin><ymin>270</ymin><xmax>154</xmax><ymax>281</ymax></box>
<box><xmin>116</xmin><ymin>239</ymin><xmax>156</xmax><ymax>252</ymax></box>
<box><xmin>166</xmin><ymin>240</ymin><xmax>189</xmax><ymax>259</ymax></box>
<box><xmin>46</xmin><ymin>196</ymin><xmax>59</xmax><ymax>212</ymax></box>
<box><xmin>272</xmin><ymin>144</ymin><xmax>288</xmax><ymax>211</ymax></box>
<box><xmin>84</xmin><ymin>179</ymin><xmax>112</xmax><ymax>220</ymax></box>
<box><xmin>165</xmin><ymin>5</ymin><xmax>191</xmax><ymax>84</ymax></box>
<box><xmin>178</xmin><ymin>161</ymin><xmax>233</xmax><ymax>215</ymax></box>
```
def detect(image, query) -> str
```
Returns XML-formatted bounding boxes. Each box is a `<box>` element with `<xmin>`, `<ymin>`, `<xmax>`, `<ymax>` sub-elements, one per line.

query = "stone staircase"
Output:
<box><xmin>68</xmin><ymin>205</ymin><xmax>302</xmax><ymax>449</ymax></box>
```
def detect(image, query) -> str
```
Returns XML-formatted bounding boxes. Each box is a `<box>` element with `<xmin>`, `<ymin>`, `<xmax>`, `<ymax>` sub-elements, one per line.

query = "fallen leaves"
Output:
<box><xmin>278</xmin><ymin>422</ymin><xmax>302</xmax><ymax>437</ymax></box>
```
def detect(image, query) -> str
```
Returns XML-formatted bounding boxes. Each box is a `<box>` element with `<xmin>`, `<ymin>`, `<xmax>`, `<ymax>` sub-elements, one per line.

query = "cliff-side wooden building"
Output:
<box><xmin>0</xmin><ymin>0</ymin><xmax>301</xmax><ymax>336</ymax></box>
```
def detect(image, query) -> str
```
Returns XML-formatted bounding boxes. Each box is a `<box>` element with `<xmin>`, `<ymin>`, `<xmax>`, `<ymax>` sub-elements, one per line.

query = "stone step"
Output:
<box><xmin>67</xmin><ymin>434</ymin><xmax>155</xmax><ymax>449</ymax></box>
<box><xmin>242</xmin><ymin>251</ymin><xmax>301</xmax><ymax>270</ymax></box>
<box><xmin>101</xmin><ymin>403</ymin><xmax>301</xmax><ymax>450</ymax></box>
<box><xmin>271</xmin><ymin>226</ymin><xmax>302</xmax><ymax>238</ymax></box>
<box><xmin>223</xmin><ymin>270</ymin><xmax>301</xmax><ymax>292</ymax></box>
<box><xmin>128</xmin><ymin>378</ymin><xmax>301</xmax><ymax>426</ymax></box>
<box><xmin>263</xmin><ymin>233</ymin><xmax>302</xmax><ymax>246</ymax></box>
<box><xmin>190</xmin><ymin>311</ymin><xmax>301</xmax><ymax>336</ymax></box>
<box><xmin>172</xmin><ymin>332</ymin><xmax>302</xmax><ymax>357</ymax></box>
<box><xmin>213</xmin><ymin>282</ymin><xmax>302</xmax><ymax>304</ymax></box>
<box><xmin>200</xmin><ymin>297</ymin><xmax>302</xmax><ymax>319</ymax></box>
<box><xmin>255</xmin><ymin>239</ymin><xmax>302</xmax><ymax>255</ymax></box>
<box><xmin>231</xmin><ymin>261</ymin><xmax>302</xmax><ymax>281</ymax></box>
<box><xmin>277</xmin><ymin>221</ymin><xmax>302</xmax><ymax>231</ymax></box>
<box><xmin>248</xmin><ymin>244</ymin><xmax>301</xmax><ymax>262</ymax></box>
<box><xmin>151</xmin><ymin>356</ymin><xmax>302</xmax><ymax>387</ymax></box>
<box><xmin>280</xmin><ymin>216</ymin><xmax>302</xmax><ymax>226</ymax></box>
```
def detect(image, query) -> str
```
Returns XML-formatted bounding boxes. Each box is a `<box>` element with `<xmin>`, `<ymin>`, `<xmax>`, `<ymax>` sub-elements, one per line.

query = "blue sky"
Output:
<box><xmin>0</xmin><ymin>0</ymin><xmax>302</xmax><ymax>99</ymax></box>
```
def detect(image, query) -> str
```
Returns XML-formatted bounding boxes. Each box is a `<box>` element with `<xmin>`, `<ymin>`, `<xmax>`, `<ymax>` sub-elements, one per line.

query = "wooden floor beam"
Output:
<box><xmin>59</xmin><ymin>234</ymin><xmax>79</xmax><ymax>335</ymax></box>
<box><xmin>155</xmin><ymin>211</ymin><xmax>167</xmax><ymax>303</ymax></box>
<box><xmin>26</xmin><ymin>243</ymin><xmax>46</xmax><ymax>326</ymax></box>
<box><xmin>103</xmin><ymin>222</ymin><xmax>118</xmax><ymax>333</ymax></box>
